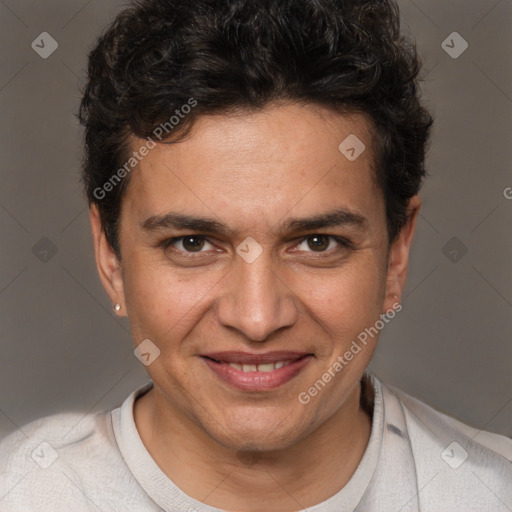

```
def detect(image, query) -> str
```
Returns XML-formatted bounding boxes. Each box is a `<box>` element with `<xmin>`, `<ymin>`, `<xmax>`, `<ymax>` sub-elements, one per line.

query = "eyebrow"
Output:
<box><xmin>141</xmin><ymin>207</ymin><xmax>368</xmax><ymax>236</ymax></box>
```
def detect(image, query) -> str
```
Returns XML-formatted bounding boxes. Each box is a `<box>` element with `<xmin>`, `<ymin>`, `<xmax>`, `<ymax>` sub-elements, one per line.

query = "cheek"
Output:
<box><xmin>121</xmin><ymin>255</ymin><xmax>222</xmax><ymax>343</ymax></box>
<box><xmin>295</xmin><ymin>254</ymin><xmax>386</xmax><ymax>342</ymax></box>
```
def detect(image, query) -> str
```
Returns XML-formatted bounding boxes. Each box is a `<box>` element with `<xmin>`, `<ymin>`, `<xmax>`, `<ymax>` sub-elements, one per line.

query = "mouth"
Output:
<box><xmin>200</xmin><ymin>351</ymin><xmax>314</xmax><ymax>391</ymax></box>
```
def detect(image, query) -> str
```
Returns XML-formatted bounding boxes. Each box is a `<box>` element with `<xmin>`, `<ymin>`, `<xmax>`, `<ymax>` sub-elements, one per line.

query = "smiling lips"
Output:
<box><xmin>201</xmin><ymin>351</ymin><xmax>314</xmax><ymax>391</ymax></box>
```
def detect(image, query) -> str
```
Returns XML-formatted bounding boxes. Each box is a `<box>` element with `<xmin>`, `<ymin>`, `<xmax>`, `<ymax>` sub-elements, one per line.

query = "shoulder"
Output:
<box><xmin>386</xmin><ymin>382</ymin><xmax>512</xmax><ymax>462</ymax></box>
<box><xmin>0</xmin><ymin>409</ymin><xmax>116</xmax><ymax>467</ymax></box>
<box><xmin>380</xmin><ymin>379</ymin><xmax>512</xmax><ymax>510</ymax></box>
<box><xmin>0</xmin><ymin>409</ymin><xmax>137</xmax><ymax>511</ymax></box>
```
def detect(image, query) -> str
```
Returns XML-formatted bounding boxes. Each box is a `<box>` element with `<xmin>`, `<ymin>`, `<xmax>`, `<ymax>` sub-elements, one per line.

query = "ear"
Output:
<box><xmin>383</xmin><ymin>195</ymin><xmax>421</xmax><ymax>312</ymax></box>
<box><xmin>89</xmin><ymin>205</ymin><xmax>127</xmax><ymax>317</ymax></box>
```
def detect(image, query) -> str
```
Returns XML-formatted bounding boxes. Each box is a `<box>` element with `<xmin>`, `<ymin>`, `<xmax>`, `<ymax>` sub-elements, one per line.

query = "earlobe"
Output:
<box><xmin>89</xmin><ymin>205</ymin><xmax>127</xmax><ymax>316</ymax></box>
<box><xmin>383</xmin><ymin>195</ymin><xmax>421</xmax><ymax>312</ymax></box>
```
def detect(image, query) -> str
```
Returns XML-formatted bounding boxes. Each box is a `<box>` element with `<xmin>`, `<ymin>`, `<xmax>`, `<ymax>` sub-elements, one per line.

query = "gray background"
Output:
<box><xmin>0</xmin><ymin>0</ymin><xmax>511</xmax><ymax>440</ymax></box>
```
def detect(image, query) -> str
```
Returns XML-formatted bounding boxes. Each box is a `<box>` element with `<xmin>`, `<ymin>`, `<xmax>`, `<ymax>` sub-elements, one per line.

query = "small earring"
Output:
<box><xmin>114</xmin><ymin>303</ymin><xmax>121</xmax><ymax>312</ymax></box>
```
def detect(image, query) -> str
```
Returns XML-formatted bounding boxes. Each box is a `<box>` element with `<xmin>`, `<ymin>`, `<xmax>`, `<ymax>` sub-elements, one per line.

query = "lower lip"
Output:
<box><xmin>202</xmin><ymin>356</ymin><xmax>313</xmax><ymax>391</ymax></box>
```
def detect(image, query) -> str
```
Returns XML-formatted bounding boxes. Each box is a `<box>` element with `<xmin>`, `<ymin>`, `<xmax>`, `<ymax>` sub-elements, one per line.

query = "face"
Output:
<box><xmin>91</xmin><ymin>103</ymin><xmax>418</xmax><ymax>452</ymax></box>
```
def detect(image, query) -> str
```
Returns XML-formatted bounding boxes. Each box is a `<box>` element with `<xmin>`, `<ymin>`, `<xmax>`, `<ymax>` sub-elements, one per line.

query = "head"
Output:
<box><xmin>80</xmin><ymin>0</ymin><xmax>432</xmax><ymax>451</ymax></box>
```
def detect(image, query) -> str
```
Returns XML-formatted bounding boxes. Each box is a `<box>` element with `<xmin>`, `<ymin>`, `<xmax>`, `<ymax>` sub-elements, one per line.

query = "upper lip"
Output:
<box><xmin>201</xmin><ymin>351</ymin><xmax>312</xmax><ymax>364</ymax></box>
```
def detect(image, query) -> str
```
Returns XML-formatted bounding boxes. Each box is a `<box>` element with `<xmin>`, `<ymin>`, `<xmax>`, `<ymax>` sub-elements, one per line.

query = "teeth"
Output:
<box><xmin>227</xmin><ymin>360</ymin><xmax>293</xmax><ymax>372</ymax></box>
<box><xmin>257</xmin><ymin>363</ymin><xmax>275</xmax><ymax>373</ymax></box>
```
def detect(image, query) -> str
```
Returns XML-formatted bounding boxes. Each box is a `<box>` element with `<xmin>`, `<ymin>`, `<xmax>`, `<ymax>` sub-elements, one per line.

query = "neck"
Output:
<box><xmin>134</xmin><ymin>377</ymin><xmax>373</xmax><ymax>512</ymax></box>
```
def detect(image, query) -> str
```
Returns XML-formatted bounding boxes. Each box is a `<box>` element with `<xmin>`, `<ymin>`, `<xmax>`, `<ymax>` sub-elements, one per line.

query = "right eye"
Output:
<box><xmin>161</xmin><ymin>235</ymin><xmax>216</xmax><ymax>254</ymax></box>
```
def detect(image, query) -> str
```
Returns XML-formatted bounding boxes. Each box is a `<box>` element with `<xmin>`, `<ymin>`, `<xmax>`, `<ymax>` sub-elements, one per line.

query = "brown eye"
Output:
<box><xmin>306</xmin><ymin>235</ymin><xmax>330</xmax><ymax>252</ymax></box>
<box><xmin>162</xmin><ymin>235</ymin><xmax>214</xmax><ymax>254</ymax></box>
<box><xmin>181</xmin><ymin>236</ymin><xmax>206</xmax><ymax>252</ymax></box>
<box><xmin>295</xmin><ymin>234</ymin><xmax>352</xmax><ymax>256</ymax></box>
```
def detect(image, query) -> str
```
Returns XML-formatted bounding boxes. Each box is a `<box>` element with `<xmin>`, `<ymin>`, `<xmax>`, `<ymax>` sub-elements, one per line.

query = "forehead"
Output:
<box><xmin>121</xmin><ymin>103</ymin><xmax>382</xmax><ymax>231</ymax></box>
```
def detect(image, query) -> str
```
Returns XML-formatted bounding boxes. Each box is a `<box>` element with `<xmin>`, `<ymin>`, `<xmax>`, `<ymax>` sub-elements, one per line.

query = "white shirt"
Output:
<box><xmin>1</xmin><ymin>374</ymin><xmax>511</xmax><ymax>511</ymax></box>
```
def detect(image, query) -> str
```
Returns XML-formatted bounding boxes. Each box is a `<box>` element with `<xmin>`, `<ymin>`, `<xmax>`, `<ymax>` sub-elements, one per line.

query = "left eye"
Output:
<box><xmin>296</xmin><ymin>235</ymin><xmax>347</xmax><ymax>253</ymax></box>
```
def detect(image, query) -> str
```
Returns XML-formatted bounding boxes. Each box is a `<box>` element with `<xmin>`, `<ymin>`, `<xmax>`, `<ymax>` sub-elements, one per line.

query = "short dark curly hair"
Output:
<box><xmin>79</xmin><ymin>0</ymin><xmax>433</xmax><ymax>257</ymax></box>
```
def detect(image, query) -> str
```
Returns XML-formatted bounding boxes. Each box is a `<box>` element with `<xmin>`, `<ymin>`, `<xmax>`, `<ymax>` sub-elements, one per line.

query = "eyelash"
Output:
<box><xmin>159</xmin><ymin>234</ymin><xmax>353</xmax><ymax>258</ymax></box>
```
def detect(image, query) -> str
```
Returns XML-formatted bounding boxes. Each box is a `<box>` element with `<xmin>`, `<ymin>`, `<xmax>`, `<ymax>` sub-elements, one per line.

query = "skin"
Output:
<box><xmin>90</xmin><ymin>103</ymin><xmax>420</xmax><ymax>511</ymax></box>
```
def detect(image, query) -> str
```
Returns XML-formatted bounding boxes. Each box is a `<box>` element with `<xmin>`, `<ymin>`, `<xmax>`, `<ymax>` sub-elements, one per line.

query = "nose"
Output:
<box><xmin>216</xmin><ymin>250</ymin><xmax>299</xmax><ymax>342</ymax></box>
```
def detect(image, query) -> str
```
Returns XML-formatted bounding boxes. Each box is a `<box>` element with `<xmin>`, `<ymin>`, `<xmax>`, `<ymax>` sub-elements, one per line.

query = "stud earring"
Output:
<box><xmin>114</xmin><ymin>303</ymin><xmax>121</xmax><ymax>312</ymax></box>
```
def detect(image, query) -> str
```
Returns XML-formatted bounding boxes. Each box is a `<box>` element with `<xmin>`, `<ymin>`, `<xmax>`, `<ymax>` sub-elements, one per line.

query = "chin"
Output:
<box><xmin>223</xmin><ymin>433</ymin><xmax>292</xmax><ymax>453</ymax></box>
<box><xmin>211</xmin><ymin>413</ymin><xmax>302</xmax><ymax>452</ymax></box>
